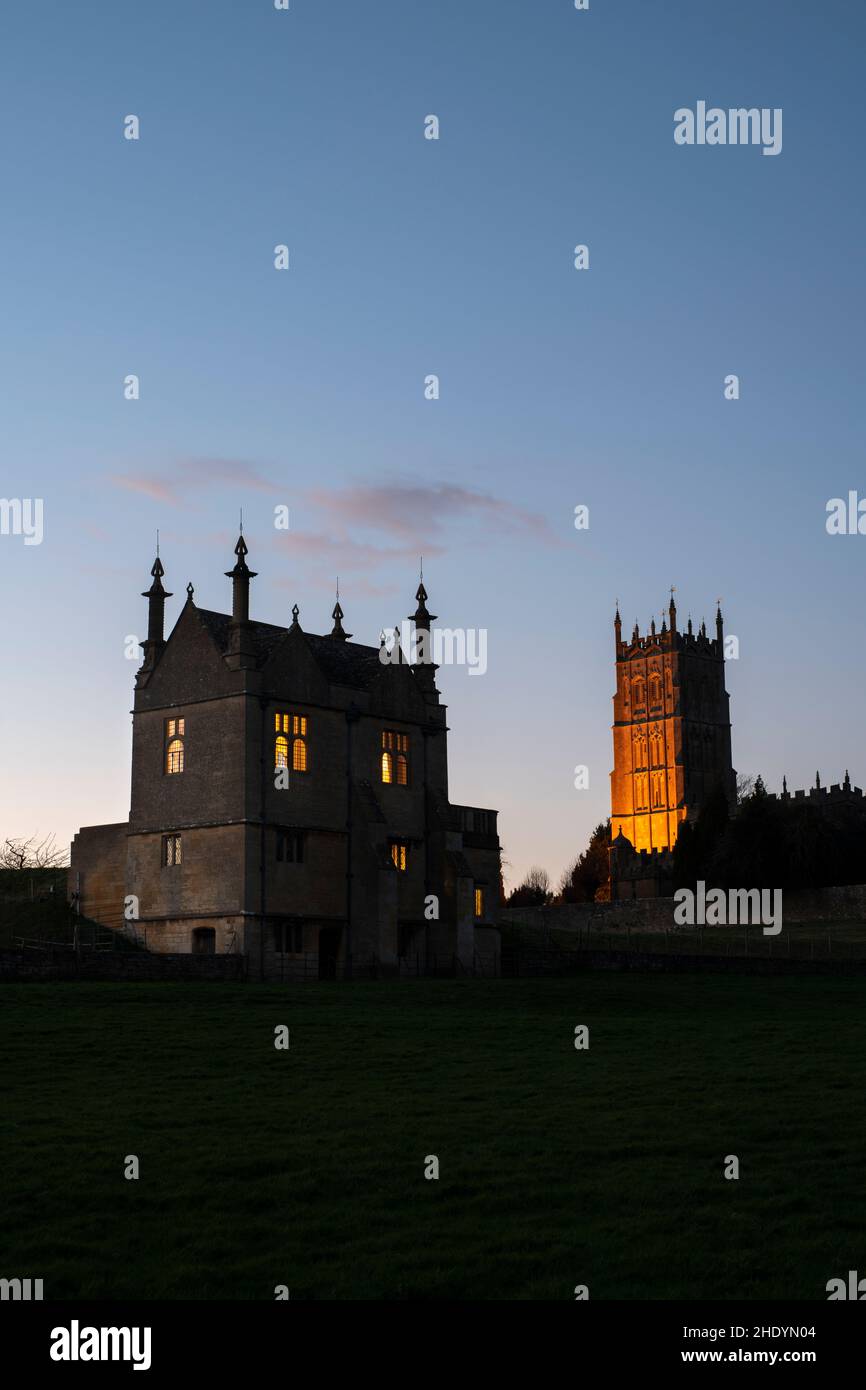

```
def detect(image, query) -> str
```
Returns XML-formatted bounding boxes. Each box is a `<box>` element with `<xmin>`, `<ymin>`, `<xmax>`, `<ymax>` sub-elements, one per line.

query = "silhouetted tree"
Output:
<box><xmin>507</xmin><ymin>865</ymin><xmax>553</xmax><ymax>907</ymax></box>
<box><xmin>673</xmin><ymin>783</ymin><xmax>730</xmax><ymax>889</ymax></box>
<box><xmin>561</xmin><ymin>821</ymin><xmax>611</xmax><ymax>902</ymax></box>
<box><xmin>0</xmin><ymin>833</ymin><xmax>67</xmax><ymax>870</ymax></box>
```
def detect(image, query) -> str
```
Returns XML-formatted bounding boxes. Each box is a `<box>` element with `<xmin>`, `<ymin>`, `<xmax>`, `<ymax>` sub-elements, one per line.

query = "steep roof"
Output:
<box><xmin>195</xmin><ymin>608</ymin><xmax>385</xmax><ymax>691</ymax></box>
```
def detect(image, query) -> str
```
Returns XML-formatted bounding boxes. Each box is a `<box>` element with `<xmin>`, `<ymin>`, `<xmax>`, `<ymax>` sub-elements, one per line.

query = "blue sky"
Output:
<box><xmin>1</xmin><ymin>0</ymin><xmax>864</xmax><ymax>887</ymax></box>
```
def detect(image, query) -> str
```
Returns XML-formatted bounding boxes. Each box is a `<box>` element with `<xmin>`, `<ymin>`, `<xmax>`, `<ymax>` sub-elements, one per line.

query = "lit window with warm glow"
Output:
<box><xmin>474</xmin><ymin>887</ymin><xmax>484</xmax><ymax>919</ymax></box>
<box><xmin>165</xmin><ymin>717</ymin><xmax>185</xmax><ymax>774</ymax></box>
<box><xmin>275</xmin><ymin>712</ymin><xmax>309</xmax><ymax>773</ymax></box>
<box><xmin>390</xmin><ymin>841</ymin><xmax>408</xmax><ymax>872</ymax></box>
<box><xmin>382</xmin><ymin>730</ymin><xmax>409</xmax><ymax>785</ymax></box>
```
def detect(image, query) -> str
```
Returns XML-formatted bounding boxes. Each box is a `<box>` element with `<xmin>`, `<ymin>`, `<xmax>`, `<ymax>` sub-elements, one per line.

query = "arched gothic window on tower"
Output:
<box><xmin>651</xmin><ymin>728</ymin><xmax>665</xmax><ymax>767</ymax></box>
<box><xmin>633</xmin><ymin>728</ymin><xmax>648</xmax><ymax>770</ymax></box>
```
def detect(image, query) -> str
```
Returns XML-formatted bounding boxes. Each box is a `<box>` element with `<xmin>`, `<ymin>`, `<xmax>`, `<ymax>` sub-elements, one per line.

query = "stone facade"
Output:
<box><xmin>70</xmin><ymin>540</ymin><xmax>500</xmax><ymax>979</ymax></box>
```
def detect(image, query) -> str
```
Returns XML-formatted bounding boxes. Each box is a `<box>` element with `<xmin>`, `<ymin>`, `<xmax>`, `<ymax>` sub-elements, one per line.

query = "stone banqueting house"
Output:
<box><xmin>69</xmin><ymin>536</ymin><xmax>501</xmax><ymax>979</ymax></box>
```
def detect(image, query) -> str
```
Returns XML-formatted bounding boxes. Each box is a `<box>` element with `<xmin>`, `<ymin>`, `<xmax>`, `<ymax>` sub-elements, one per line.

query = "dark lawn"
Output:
<box><xmin>1</xmin><ymin>975</ymin><xmax>864</xmax><ymax>1300</ymax></box>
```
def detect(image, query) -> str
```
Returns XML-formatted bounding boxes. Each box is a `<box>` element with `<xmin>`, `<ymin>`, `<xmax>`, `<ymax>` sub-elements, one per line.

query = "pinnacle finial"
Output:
<box><xmin>225</xmin><ymin>529</ymin><xmax>256</xmax><ymax>626</ymax></box>
<box><xmin>410</xmin><ymin>569</ymin><xmax>436</xmax><ymax>629</ymax></box>
<box><xmin>330</xmin><ymin>589</ymin><xmax>351</xmax><ymax>640</ymax></box>
<box><xmin>141</xmin><ymin>546</ymin><xmax>172</xmax><ymax>656</ymax></box>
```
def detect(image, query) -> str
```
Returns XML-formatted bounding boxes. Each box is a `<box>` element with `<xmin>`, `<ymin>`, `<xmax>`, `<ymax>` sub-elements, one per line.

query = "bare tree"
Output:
<box><xmin>524</xmin><ymin>866</ymin><xmax>550</xmax><ymax>897</ymax></box>
<box><xmin>735</xmin><ymin>773</ymin><xmax>755</xmax><ymax>805</ymax></box>
<box><xmin>506</xmin><ymin>865</ymin><xmax>553</xmax><ymax>908</ymax></box>
<box><xmin>557</xmin><ymin>857</ymin><xmax>580</xmax><ymax>899</ymax></box>
<box><xmin>0</xmin><ymin>833</ymin><xmax>69</xmax><ymax>870</ymax></box>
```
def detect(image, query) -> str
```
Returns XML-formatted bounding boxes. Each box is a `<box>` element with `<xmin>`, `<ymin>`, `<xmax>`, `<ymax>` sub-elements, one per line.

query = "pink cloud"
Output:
<box><xmin>305</xmin><ymin>481</ymin><xmax>556</xmax><ymax>545</ymax></box>
<box><xmin>109</xmin><ymin>458</ymin><xmax>280</xmax><ymax>505</ymax></box>
<box><xmin>275</xmin><ymin>530</ymin><xmax>445</xmax><ymax>573</ymax></box>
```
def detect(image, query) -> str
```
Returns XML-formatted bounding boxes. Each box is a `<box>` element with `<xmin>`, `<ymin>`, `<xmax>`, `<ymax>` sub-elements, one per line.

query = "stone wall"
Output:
<box><xmin>503</xmin><ymin>882</ymin><xmax>866</xmax><ymax>933</ymax></box>
<box><xmin>69</xmin><ymin>823</ymin><xmax>127</xmax><ymax>924</ymax></box>
<box><xmin>0</xmin><ymin>949</ymin><xmax>246</xmax><ymax>982</ymax></box>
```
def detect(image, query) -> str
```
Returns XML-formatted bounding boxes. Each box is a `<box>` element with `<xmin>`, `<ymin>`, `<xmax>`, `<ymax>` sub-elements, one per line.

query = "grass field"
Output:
<box><xmin>2</xmin><ymin>975</ymin><xmax>865</xmax><ymax>1301</ymax></box>
<box><xmin>541</xmin><ymin>918</ymin><xmax>866</xmax><ymax>961</ymax></box>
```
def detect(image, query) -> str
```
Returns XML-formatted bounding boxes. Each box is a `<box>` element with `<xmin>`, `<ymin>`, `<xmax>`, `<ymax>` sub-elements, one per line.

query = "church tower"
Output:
<box><xmin>610</xmin><ymin>595</ymin><xmax>735</xmax><ymax>853</ymax></box>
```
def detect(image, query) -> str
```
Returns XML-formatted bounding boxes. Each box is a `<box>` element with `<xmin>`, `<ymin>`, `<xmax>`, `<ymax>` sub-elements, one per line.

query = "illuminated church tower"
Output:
<box><xmin>610</xmin><ymin>593</ymin><xmax>736</xmax><ymax>853</ymax></box>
